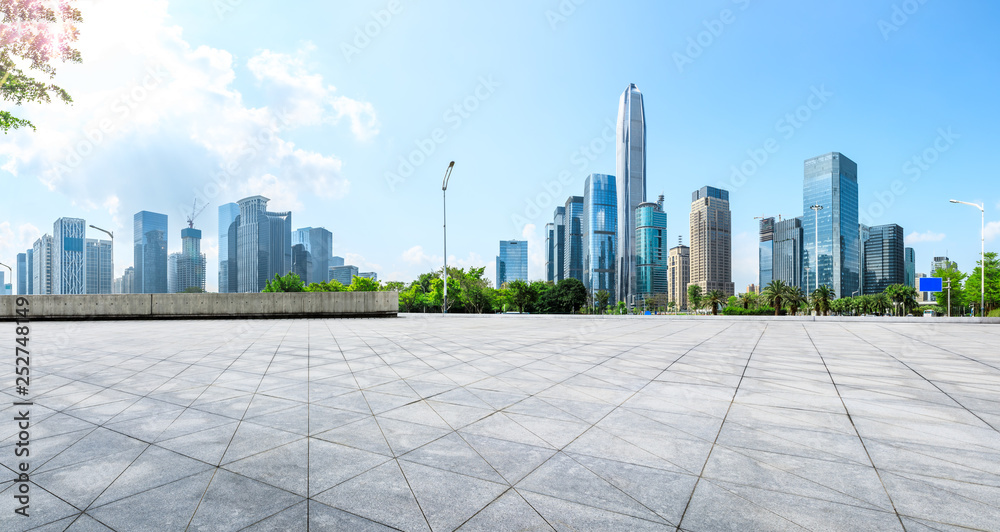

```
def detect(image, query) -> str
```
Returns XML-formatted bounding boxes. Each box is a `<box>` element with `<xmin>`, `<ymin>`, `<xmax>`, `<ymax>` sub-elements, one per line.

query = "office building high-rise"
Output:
<box><xmin>545</xmin><ymin>222</ymin><xmax>556</xmax><ymax>282</ymax></box>
<box><xmin>25</xmin><ymin>249</ymin><xmax>33</xmax><ymax>295</ymax></box>
<box><xmin>122</xmin><ymin>266</ymin><xmax>135</xmax><ymax>294</ymax></box>
<box><xmin>292</xmin><ymin>227</ymin><xmax>333</xmax><ymax>284</ymax></box>
<box><xmin>802</xmin><ymin>152</ymin><xmax>860</xmax><ymax>298</ymax></box>
<box><xmin>690</xmin><ymin>186</ymin><xmax>734</xmax><ymax>296</ymax></box>
<box><xmin>931</xmin><ymin>256</ymin><xmax>956</xmax><ymax>274</ymax></box>
<box><xmin>168</xmin><ymin>252</ymin><xmax>180</xmax><ymax>294</ymax></box>
<box><xmin>219</xmin><ymin>203</ymin><xmax>240</xmax><ymax>293</ymax></box>
<box><xmin>668</xmin><ymin>243</ymin><xmax>690</xmax><ymax>310</ymax></box>
<box><xmin>292</xmin><ymin>244</ymin><xmax>310</xmax><ymax>282</ymax></box>
<box><xmin>863</xmin><ymin>224</ymin><xmax>905</xmax><ymax>295</ymax></box>
<box><xmin>331</xmin><ymin>256</ymin><xmax>345</xmax><ymax>267</ymax></box>
<box><xmin>582</xmin><ymin>174</ymin><xmax>617</xmax><ymax>298</ymax></box>
<box><xmin>85</xmin><ymin>239</ymin><xmax>113</xmax><ymax>294</ymax></box>
<box><xmin>636</xmin><ymin>197</ymin><xmax>667</xmax><ymax>301</ymax></box>
<box><xmin>16</xmin><ymin>253</ymin><xmax>26</xmax><ymax>295</ymax></box>
<box><xmin>330</xmin><ymin>264</ymin><xmax>359</xmax><ymax>286</ymax></box>
<box><xmin>496</xmin><ymin>239</ymin><xmax>528</xmax><ymax>289</ymax></box>
<box><xmin>916</xmin><ymin>272</ymin><xmax>932</xmax><ymax>303</ymax></box>
<box><xmin>176</xmin><ymin>227</ymin><xmax>206</xmax><ymax>293</ymax></box>
<box><xmin>134</xmin><ymin>211</ymin><xmax>168</xmax><ymax>294</ymax></box>
<box><xmin>358</xmin><ymin>272</ymin><xmax>378</xmax><ymax>281</ymax></box>
<box><xmin>236</xmin><ymin>196</ymin><xmax>292</xmax><ymax>293</ymax></box>
<box><xmin>52</xmin><ymin>217</ymin><xmax>87</xmax><ymax>295</ymax></box>
<box><xmin>858</xmin><ymin>223</ymin><xmax>870</xmax><ymax>294</ymax></box>
<box><xmin>563</xmin><ymin>196</ymin><xmax>584</xmax><ymax>281</ymax></box>
<box><xmin>551</xmin><ymin>207</ymin><xmax>566</xmax><ymax>282</ymax></box>
<box><xmin>772</xmin><ymin>217</ymin><xmax>803</xmax><ymax>288</ymax></box>
<box><xmin>904</xmin><ymin>247</ymin><xmax>916</xmax><ymax>290</ymax></box>
<box><xmin>32</xmin><ymin>235</ymin><xmax>53</xmax><ymax>295</ymax></box>
<box><xmin>759</xmin><ymin>217</ymin><xmax>774</xmax><ymax>289</ymax></box>
<box><xmin>616</xmin><ymin>83</ymin><xmax>646</xmax><ymax>306</ymax></box>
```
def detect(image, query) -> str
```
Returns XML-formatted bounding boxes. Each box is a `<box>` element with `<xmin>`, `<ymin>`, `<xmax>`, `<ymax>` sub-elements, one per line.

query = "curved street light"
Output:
<box><xmin>950</xmin><ymin>199</ymin><xmax>985</xmax><ymax>317</ymax></box>
<box><xmin>90</xmin><ymin>225</ymin><xmax>115</xmax><ymax>294</ymax></box>
<box><xmin>442</xmin><ymin>161</ymin><xmax>455</xmax><ymax>314</ymax></box>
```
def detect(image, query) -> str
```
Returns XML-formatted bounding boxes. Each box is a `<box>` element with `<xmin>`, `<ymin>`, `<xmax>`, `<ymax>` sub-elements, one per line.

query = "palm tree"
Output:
<box><xmin>761</xmin><ymin>280</ymin><xmax>790</xmax><ymax>316</ymax></box>
<box><xmin>811</xmin><ymin>285</ymin><xmax>834</xmax><ymax>316</ymax></box>
<box><xmin>687</xmin><ymin>284</ymin><xmax>703</xmax><ymax>312</ymax></box>
<box><xmin>705</xmin><ymin>290</ymin><xmax>726</xmax><ymax>315</ymax></box>
<box><xmin>739</xmin><ymin>292</ymin><xmax>756</xmax><ymax>310</ymax></box>
<box><xmin>899</xmin><ymin>285</ymin><xmax>919</xmax><ymax>316</ymax></box>
<box><xmin>786</xmin><ymin>286</ymin><xmax>807</xmax><ymax>315</ymax></box>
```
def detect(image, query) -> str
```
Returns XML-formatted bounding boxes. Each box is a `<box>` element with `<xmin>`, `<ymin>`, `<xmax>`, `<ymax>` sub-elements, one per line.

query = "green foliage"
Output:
<box><xmin>262</xmin><ymin>273</ymin><xmax>306</xmax><ymax>293</ymax></box>
<box><xmin>722</xmin><ymin>306</ymin><xmax>776</xmax><ymax>316</ymax></box>
<box><xmin>306</xmin><ymin>280</ymin><xmax>348</xmax><ymax>292</ymax></box>
<box><xmin>505</xmin><ymin>279</ymin><xmax>535</xmax><ymax>313</ymax></box>
<box><xmin>181</xmin><ymin>286</ymin><xmax>206</xmax><ymax>293</ymax></box>
<box><xmin>988</xmin><ymin>309</ymin><xmax>1000</xmax><ymax>318</ymax></box>
<box><xmin>811</xmin><ymin>285</ymin><xmax>833</xmax><ymax>316</ymax></box>
<box><xmin>705</xmin><ymin>290</ymin><xmax>726</xmax><ymax>315</ymax></box>
<box><xmin>348</xmin><ymin>276</ymin><xmax>382</xmax><ymax>292</ymax></box>
<box><xmin>931</xmin><ymin>265</ymin><xmax>967</xmax><ymax>316</ymax></box>
<box><xmin>964</xmin><ymin>252</ymin><xmax>1000</xmax><ymax>315</ymax></box>
<box><xmin>595</xmin><ymin>289</ymin><xmax>611</xmax><ymax>313</ymax></box>
<box><xmin>687</xmin><ymin>284</ymin><xmax>703</xmax><ymax>310</ymax></box>
<box><xmin>738</xmin><ymin>292</ymin><xmax>756</xmax><ymax>310</ymax></box>
<box><xmin>761</xmin><ymin>280</ymin><xmax>790</xmax><ymax>316</ymax></box>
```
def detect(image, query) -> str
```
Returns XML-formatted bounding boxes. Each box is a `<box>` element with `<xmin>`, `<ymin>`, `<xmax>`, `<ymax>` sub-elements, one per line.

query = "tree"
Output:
<box><xmin>687</xmin><ymin>284</ymin><xmax>703</xmax><ymax>312</ymax></box>
<box><xmin>595</xmin><ymin>289</ymin><xmax>611</xmax><ymax>314</ymax></box>
<box><xmin>931</xmin><ymin>265</ymin><xmax>967</xmax><ymax>316</ymax></box>
<box><xmin>1</xmin><ymin>0</ymin><xmax>83</xmax><ymax>133</ymax></box>
<box><xmin>506</xmin><ymin>280</ymin><xmax>536</xmax><ymax>313</ymax></box>
<box><xmin>705</xmin><ymin>290</ymin><xmax>726</xmax><ymax>316</ymax></box>
<box><xmin>811</xmin><ymin>285</ymin><xmax>833</xmax><ymax>316</ymax></box>
<box><xmin>761</xmin><ymin>280</ymin><xmax>790</xmax><ymax>316</ymax></box>
<box><xmin>785</xmin><ymin>286</ymin><xmax>806</xmax><ymax>315</ymax></box>
<box><xmin>964</xmin><ymin>252</ymin><xmax>1000</xmax><ymax>315</ymax></box>
<box><xmin>182</xmin><ymin>286</ymin><xmax>205</xmax><ymax>293</ymax></box>
<box><xmin>738</xmin><ymin>292</ymin><xmax>756</xmax><ymax>310</ymax></box>
<box><xmin>262</xmin><ymin>273</ymin><xmax>305</xmax><ymax>292</ymax></box>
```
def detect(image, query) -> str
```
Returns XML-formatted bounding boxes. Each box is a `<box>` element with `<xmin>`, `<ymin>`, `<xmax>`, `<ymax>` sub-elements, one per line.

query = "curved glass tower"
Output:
<box><xmin>636</xmin><ymin>199</ymin><xmax>667</xmax><ymax>300</ymax></box>
<box><xmin>616</xmin><ymin>83</ymin><xmax>646</xmax><ymax>306</ymax></box>
<box><xmin>582</xmin><ymin>174</ymin><xmax>617</xmax><ymax>299</ymax></box>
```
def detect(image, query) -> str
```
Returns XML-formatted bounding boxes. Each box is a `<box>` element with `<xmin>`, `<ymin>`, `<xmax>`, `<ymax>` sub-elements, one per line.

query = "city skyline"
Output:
<box><xmin>1</xmin><ymin>1</ymin><xmax>998</xmax><ymax>292</ymax></box>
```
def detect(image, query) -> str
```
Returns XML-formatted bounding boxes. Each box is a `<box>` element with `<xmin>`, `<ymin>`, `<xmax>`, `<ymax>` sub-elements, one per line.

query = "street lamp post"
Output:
<box><xmin>810</xmin><ymin>205</ymin><xmax>824</xmax><ymax>295</ymax></box>
<box><xmin>441</xmin><ymin>162</ymin><xmax>455</xmax><ymax>314</ymax></box>
<box><xmin>89</xmin><ymin>225</ymin><xmax>114</xmax><ymax>293</ymax></box>
<box><xmin>0</xmin><ymin>261</ymin><xmax>11</xmax><ymax>295</ymax></box>
<box><xmin>950</xmin><ymin>200</ymin><xmax>985</xmax><ymax>317</ymax></box>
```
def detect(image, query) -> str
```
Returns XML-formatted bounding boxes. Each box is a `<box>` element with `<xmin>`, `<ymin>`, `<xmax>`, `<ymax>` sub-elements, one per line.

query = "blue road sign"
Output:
<box><xmin>919</xmin><ymin>277</ymin><xmax>943</xmax><ymax>292</ymax></box>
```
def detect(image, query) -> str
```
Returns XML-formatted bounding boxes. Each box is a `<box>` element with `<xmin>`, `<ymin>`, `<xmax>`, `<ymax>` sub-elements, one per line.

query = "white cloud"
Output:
<box><xmin>521</xmin><ymin>223</ymin><xmax>545</xmax><ymax>281</ymax></box>
<box><xmin>0</xmin><ymin>222</ymin><xmax>42</xmax><ymax>267</ymax></box>
<box><xmin>906</xmin><ymin>231</ymin><xmax>947</xmax><ymax>243</ymax></box>
<box><xmin>985</xmin><ymin>221</ymin><xmax>1000</xmax><ymax>242</ymax></box>
<box><xmin>0</xmin><ymin>0</ymin><xmax>372</xmax><ymax>224</ymax></box>
<box><xmin>238</xmin><ymin>174</ymin><xmax>303</xmax><ymax>213</ymax></box>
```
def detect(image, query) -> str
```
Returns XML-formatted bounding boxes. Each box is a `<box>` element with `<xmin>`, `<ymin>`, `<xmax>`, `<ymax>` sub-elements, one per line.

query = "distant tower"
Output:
<box><xmin>616</xmin><ymin>83</ymin><xmax>646</xmax><ymax>307</ymax></box>
<box><xmin>582</xmin><ymin>174</ymin><xmax>617</xmax><ymax>298</ymax></box>
<box><xmin>802</xmin><ymin>152</ymin><xmax>860</xmax><ymax>298</ymax></box>
<box><xmin>52</xmin><ymin>218</ymin><xmax>87</xmax><ymax>294</ymax></box>
<box><xmin>134</xmin><ymin>211</ymin><xmax>169</xmax><ymax>294</ymax></box>
<box><xmin>635</xmin><ymin>198</ymin><xmax>667</xmax><ymax>302</ymax></box>
<box><xmin>690</xmin><ymin>186</ymin><xmax>734</xmax><ymax>297</ymax></box>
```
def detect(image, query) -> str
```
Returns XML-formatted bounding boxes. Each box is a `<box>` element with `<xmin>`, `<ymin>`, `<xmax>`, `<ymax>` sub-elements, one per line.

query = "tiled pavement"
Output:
<box><xmin>1</xmin><ymin>316</ymin><xmax>999</xmax><ymax>531</ymax></box>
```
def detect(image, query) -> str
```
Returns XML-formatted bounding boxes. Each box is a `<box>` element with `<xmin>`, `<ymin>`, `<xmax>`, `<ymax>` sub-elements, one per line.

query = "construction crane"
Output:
<box><xmin>187</xmin><ymin>199</ymin><xmax>208</xmax><ymax>229</ymax></box>
<box><xmin>754</xmin><ymin>214</ymin><xmax>784</xmax><ymax>222</ymax></box>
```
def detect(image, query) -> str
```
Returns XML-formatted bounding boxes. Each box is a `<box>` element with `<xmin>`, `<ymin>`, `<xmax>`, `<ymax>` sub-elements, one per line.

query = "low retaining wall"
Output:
<box><xmin>0</xmin><ymin>292</ymin><xmax>398</xmax><ymax>320</ymax></box>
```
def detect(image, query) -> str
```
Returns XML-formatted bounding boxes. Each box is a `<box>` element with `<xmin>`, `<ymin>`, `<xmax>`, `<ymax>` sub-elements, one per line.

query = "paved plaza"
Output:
<box><xmin>2</xmin><ymin>316</ymin><xmax>999</xmax><ymax>531</ymax></box>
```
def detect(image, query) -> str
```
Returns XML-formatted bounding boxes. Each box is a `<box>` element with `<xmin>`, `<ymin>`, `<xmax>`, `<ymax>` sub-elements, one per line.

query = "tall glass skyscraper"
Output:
<box><xmin>551</xmin><ymin>207</ymin><xmax>566</xmax><ymax>283</ymax></box>
<box><xmin>32</xmin><ymin>234</ymin><xmax>52</xmax><ymax>295</ymax></box>
<box><xmin>904</xmin><ymin>247</ymin><xmax>916</xmax><ymax>289</ymax></box>
<box><xmin>292</xmin><ymin>227</ymin><xmax>333</xmax><ymax>284</ymax></box>
<box><xmin>616</xmin><ymin>83</ymin><xmax>646</xmax><ymax>306</ymax></box>
<box><xmin>759</xmin><ymin>217</ymin><xmax>774</xmax><ymax>288</ymax></box>
<box><xmin>636</xmin><ymin>197</ymin><xmax>667</xmax><ymax>300</ymax></box>
<box><xmin>545</xmin><ymin>222</ymin><xmax>556</xmax><ymax>282</ymax></box>
<box><xmin>218</xmin><ymin>203</ymin><xmax>240</xmax><ymax>293</ymax></box>
<box><xmin>177</xmin><ymin>227</ymin><xmax>206</xmax><ymax>292</ymax></box>
<box><xmin>85</xmin><ymin>239</ymin><xmax>113</xmax><ymax>294</ymax></box>
<box><xmin>52</xmin><ymin>217</ymin><xmax>87</xmax><ymax>294</ymax></box>
<box><xmin>563</xmin><ymin>196</ymin><xmax>584</xmax><ymax>281</ymax></box>
<box><xmin>863</xmin><ymin>224</ymin><xmax>904</xmax><ymax>295</ymax></box>
<box><xmin>582</xmin><ymin>174</ymin><xmax>617</xmax><ymax>298</ymax></box>
<box><xmin>16</xmin><ymin>253</ymin><xmax>26</xmax><ymax>295</ymax></box>
<box><xmin>25</xmin><ymin>249</ymin><xmax>33</xmax><ymax>295</ymax></box>
<box><xmin>134</xmin><ymin>211</ymin><xmax>169</xmax><ymax>294</ymax></box>
<box><xmin>773</xmin><ymin>217</ymin><xmax>803</xmax><ymax>288</ymax></box>
<box><xmin>802</xmin><ymin>152</ymin><xmax>860</xmax><ymax>298</ymax></box>
<box><xmin>236</xmin><ymin>196</ymin><xmax>292</xmax><ymax>293</ymax></box>
<box><xmin>496</xmin><ymin>240</ymin><xmax>528</xmax><ymax>289</ymax></box>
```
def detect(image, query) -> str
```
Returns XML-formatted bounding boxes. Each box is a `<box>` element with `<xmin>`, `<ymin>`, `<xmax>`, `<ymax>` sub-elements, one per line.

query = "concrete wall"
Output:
<box><xmin>0</xmin><ymin>292</ymin><xmax>397</xmax><ymax>320</ymax></box>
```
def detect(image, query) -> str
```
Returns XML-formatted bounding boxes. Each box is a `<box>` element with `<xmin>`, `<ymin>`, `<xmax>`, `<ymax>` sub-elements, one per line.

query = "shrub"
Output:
<box><xmin>988</xmin><ymin>309</ymin><xmax>1000</xmax><ymax>318</ymax></box>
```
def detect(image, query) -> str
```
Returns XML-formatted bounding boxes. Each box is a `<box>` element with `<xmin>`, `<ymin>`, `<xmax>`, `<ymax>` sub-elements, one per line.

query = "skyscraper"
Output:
<box><xmin>582</xmin><ymin>174</ymin><xmax>616</xmax><ymax>298</ymax></box>
<box><xmin>616</xmin><ymin>83</ymin><xmax>646</xmax><ymax>306</ymax></box>
<box><xmin>236</xmin><ymin>196</ymin><xmax>292</xmax><ymax>293</ymax></box>
<box><xmin>292</xmin><ymin>227</ymin><xmax>333</xmax><ymax>284</ymax></box>
<box><xmin>32</xmin><ymin>235</ymin><xmax>52</xmax><ymax>295</ymax></box>
<box><xmin>636</xmin><ymin>197</ymin><xmax>667</xmax><ymax>301</ymax></box>
<box><xmin>690</xmin><ymin>186</ymin><xmax>734</xmax><ymax>297</ymax></box>
<box><xmin>25</xmin><ymin>249</ymin><xmax>33</xmax><ymax>295</ymax></box>
<box><xmin>858</xmin><ymin>223</ymin><xmax>870</xmax><ymax>294</ymax></box>
<box><xmin>168</xmin><ymin>252</ymin><xmax>180</xmax><ymax>294</ymax></box>
<box><xmin>773</xmin><ymin>217</ymin><xmax>803</xmax><ymax>288</ymax></box>
<box><xmin>759</xmin><ymin>217</ymin><xmax>775</xmax><ymax>289</ymax></box>
<box><xmin>330</xmin><ymin>264</ymin><xmax>359</xmax><ymax>285</ymax></box>
<box><xmin>496</xmin><ymin>239</ymin><xmax>528</xmax><ymax>289</ymax></box>
<box><xmin>863</xmin><ymin>224</ymin><xmax>904</xmax><ymax>295</ymax></box>
<box><xmin>292</xmin><ymin>244</ymin><xmax>310</xmax><ymax>282</ymax></box>
<box><xmin>218</xmin><ymin>203</ymin><xmax>240</xmax><ymax>293</ymax></box>
<box><xmin>563</xmin><ymin>196</ymin><xmax>584</xmax><ymax>281</ymax></box>
<box><xmin>122</xmin><ymin>267</ymin><xmax>135</xmax><ymax>294</ymax></box>
<box><xmin>52</xmin><ymin>217</ymin><xmax>87</xmax><ymax>294</ymax></box>
<box><xmin>16</xmin><ymin>253</ymin><xmax>26</xmax><ymax>295</ymax></box>
<box><xmin>668</xmin><ymin>243</ymin><xmax>690</xmax><ymax>310</ymax></box>
<box><xmin>134</xmin><ymin>211</ymin><xmax>169</xmax><ymax>294</ymax></box>
<box><xmin>85</xmin><ymin>239</ymin><xmax>113</xmax><ymax>294</ymax></box>
<box><xmin>545</xmin><ymin>222</ymin><xmax>556</xmax><ymax>282</ymax></box>
<box><xmin>331</xmin><ymin>256</ymin><xmax>345</xmax><ymax>267</ymax></box>
<box><xmin>904</xmin><ymin>247</ymin><xmax>916</xmax><ymax>290</ymax></box>
<box><xmin>176</xmin><ymin>227</ymin><xmax>206</xmax><ymax>293</ymax></box>
<box><xmin>931</xmin><ymin>256</ymin><xmax>956</xmax><ymax>274</ymax></box>
<box><xmin>552</xmin><ymin>206</ymin><xmax>566</xmax><ymax>283</ymax></box>
<box><xmin>802</xmin><ymin>152</ymin><xmax>860</xmax><ymax>298</ymax></box>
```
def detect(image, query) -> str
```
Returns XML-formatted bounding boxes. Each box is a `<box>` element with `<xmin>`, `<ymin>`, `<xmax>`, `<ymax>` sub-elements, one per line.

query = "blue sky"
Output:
<box><xmin>2</xmin><ymin>0</ymin><xmax>998</xmax><ymax>291</ymax></box>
